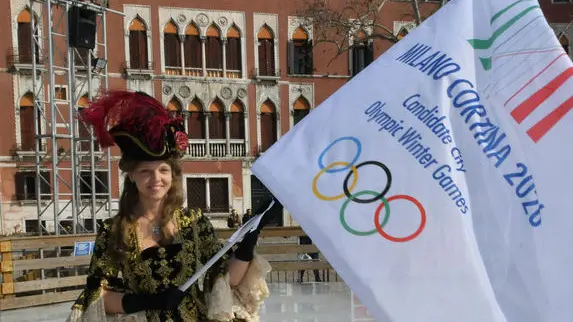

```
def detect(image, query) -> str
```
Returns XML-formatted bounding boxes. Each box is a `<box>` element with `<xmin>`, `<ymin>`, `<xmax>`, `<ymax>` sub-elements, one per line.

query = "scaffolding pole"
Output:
<box><xmin>30</xmin><ymin>0</ymin><xmax>119</xmax><ymax>237</ymax></box>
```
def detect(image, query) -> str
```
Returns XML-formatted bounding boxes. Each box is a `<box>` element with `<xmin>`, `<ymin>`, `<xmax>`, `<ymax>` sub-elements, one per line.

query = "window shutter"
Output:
<box><xmin>18</xmin><ymin>22</ymin><xmax>32</xmax><ymax>63</ymax></box>
<box><xmin>184</xmin><ymin>35</ymin><xmax>202</xmax><ymax>68</ymax></box>
<box><xmin>209</xmin><ymin>178</ymin><xmax>229</xmax><ymax>213</ymax></box>
<box><xmin>20</xmin><ymin>106</ymin><xmax>35</xmax><ymax>151</ymax></box>
<box><xmin>306</xmin><ymin>40</ymin><xmax>314</xmax><ymax>75</ymax></box>
<box><xmin>208</xmin><ymin>112</ymin><xmax>226</xmax><ymax>139</ymax></box>
<box><xmin>230</xmin><ymin>112</ymin><xmax>245</xmax><ymax>139</ymax></box>
<box><xmin>258</xmin><ymin>42</ymin><xmax>266</xmax><ymax>76</ymax></box>
<box><xmin>260</xmin><ymin>112</ymin><xmax>277</xmax><ymax>151</ymax></box>
<box><xmin>188</xmin><ymin>112</ymin><xmax>206</xmax><ymax>139</ymax></box>
<box><xmin>266</xmin><ymin>40</ymin><xmax>275</xmax><ymax>75</ymax></box>
<box><xmin>288</xmin><ymin>40</ymin><xmax>294</xmax><ymax>74</ymax></box>
<box><xmin>366</xmin><ymin>42</ymin><xmax>374</xmax><ymax>67</ymax></box>
<box><xmin>187</xmin><ymin>178</ymin><xmax>207</xmax><ymax>212</ymax></box>
<box><xmin>138</xmin><ymin>31</ymin><xmax>148</xmax><ymax>69</ymax></box>
<box><xmin>129</xmin><ymin>31</ymin><xmax>139</xmax><ymax>69</ymax></box>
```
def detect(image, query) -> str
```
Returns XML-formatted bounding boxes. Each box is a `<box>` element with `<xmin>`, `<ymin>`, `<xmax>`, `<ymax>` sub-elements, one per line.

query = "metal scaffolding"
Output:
<box><xmin>29</xmin><ymin>0</ymin><xmax>119</xmax><ymax>235</ymax></box>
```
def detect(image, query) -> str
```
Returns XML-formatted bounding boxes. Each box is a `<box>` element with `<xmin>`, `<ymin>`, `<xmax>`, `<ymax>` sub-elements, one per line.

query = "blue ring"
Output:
<box><xmin>318</xmin><ymin>137</ymin><xmax>362</xmax><ymax>173</ymax></box>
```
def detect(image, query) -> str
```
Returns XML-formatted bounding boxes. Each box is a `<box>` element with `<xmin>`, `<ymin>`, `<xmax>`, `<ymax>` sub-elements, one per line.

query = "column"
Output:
<box><xmin>243</xmin><ymin>111</ymin><xmax>249</xmax><ymax>157</ymax></box>
<box><xmin>201</xmin><ymin>36</ymin><xmax>207</xmax><ymax>77</ymax></box>
<box><xmin>204</xmin><ymin>112</ymin><xmax>211</xmax><ymax>157</ymax></box>
<box><xmin>222</xmin><ymin>38</ymin><xmax>227</xmax><ymax>78</ymax></box>
<box><xmin>256</xmin><ymin>112</ymin><xmax>262</xmax><ymax>154</ymax></box>
<box><xmin>225</xmin><ymin>111</ymin><xmax>231</xmax><ymax>157</ymax></box>
<box><xmin>179</xmin><ymin>34</ymin><xmax>186</xmax><ymax>75</ymax></box>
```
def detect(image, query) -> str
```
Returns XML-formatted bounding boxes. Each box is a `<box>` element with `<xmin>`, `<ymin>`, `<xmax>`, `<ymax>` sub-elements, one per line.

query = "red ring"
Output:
<box><xmin>374</xmin><ymin>195</ymin><xmax>426</xmax><ymax>243</ymax></box>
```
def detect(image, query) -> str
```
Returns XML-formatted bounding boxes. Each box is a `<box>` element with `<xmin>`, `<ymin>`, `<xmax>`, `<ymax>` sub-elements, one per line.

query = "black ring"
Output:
<box><xmin>343</xmin><ymin>161</ymin><xmax>392</xmax><ymax>203</ymax></box>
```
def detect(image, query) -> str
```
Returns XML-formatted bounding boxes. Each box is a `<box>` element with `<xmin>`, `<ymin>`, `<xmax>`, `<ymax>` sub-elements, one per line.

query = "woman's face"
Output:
<box><xmin>129</xmin><ymin>160</ymin><xmax>173</xmax><ymax>201</ymax></box>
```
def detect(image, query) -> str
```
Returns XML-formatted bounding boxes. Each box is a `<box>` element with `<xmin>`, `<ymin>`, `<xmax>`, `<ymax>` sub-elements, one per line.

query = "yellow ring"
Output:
<box><xmin>312</xmin><ymin>161</ymin><xmax>359</xmax><ymax>201</ymax></box>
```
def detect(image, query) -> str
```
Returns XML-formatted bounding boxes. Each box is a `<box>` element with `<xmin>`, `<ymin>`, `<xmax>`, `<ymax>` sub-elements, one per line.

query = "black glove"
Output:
<box><xmin>234</xmin><ymin>197</ymin><xmax>282</xmax><ymax>261</ymax></box>
<box><xmin>122</xmin><ymin>287</ymin><xmax>185</xmax><ymax>314</ymax></box>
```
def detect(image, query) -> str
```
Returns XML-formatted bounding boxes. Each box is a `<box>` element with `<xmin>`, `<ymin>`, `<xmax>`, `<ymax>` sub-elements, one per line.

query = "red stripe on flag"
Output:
<box><xmin>504</xmin><ymin>53</ymin><xmax>568</xmax><ymax>107</ymax></box>
<box><xmin>527</xmin><ymin>95</ymin><xmax>573</xmax><ymax>142</ymax></box>
<box><xmin>510</xmin><ymin>67</ymin><xmax>573</xmax><ymax>123</ymax></box>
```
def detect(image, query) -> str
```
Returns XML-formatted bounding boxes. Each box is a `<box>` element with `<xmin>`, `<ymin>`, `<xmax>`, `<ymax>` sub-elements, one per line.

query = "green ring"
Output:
<box><xmin>340</xmin><ymin>190</ymin><xmax>390</xmax><ymax>236</ymax></box>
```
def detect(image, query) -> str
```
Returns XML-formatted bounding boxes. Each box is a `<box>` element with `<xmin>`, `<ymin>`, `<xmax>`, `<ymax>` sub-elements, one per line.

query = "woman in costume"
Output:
<box><xmin>67</xmin><ymin>91</ymin><xmax>276</xmax><ymax>322</ymax></box>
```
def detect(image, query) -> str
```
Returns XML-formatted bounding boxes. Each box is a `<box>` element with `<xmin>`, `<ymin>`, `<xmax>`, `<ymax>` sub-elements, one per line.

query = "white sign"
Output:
<box><xmin>251</xmin><ymin>0</ymin><xmax>573</xmax><ymax>321</ymax></box>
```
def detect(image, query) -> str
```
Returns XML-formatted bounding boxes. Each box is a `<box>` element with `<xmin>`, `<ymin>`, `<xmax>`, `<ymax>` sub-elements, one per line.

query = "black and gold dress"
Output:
<box><xmin>67</xmin><ymin>208</ymin><xmax>271</xmax><ymax>322</ymax></box>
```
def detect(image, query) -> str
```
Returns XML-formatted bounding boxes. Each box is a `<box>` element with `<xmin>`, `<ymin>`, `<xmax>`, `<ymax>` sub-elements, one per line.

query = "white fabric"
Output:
<box><xmin>251</xmin><ymin>0</ymin><xmax>573</xmax><ymax>321</ymax></box>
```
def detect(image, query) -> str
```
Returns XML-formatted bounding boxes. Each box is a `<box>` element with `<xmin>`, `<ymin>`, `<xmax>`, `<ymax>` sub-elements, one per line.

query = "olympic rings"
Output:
<box><xmin>340</xmin><ymin>190</ymin><xmax>390</xmax><ymax>236</ymax></box>
<box><xmin>313</xmin><ymin>161</ymin><xmax>359</xmax><ymax>201</ymax></box>
<box><xmin>374</xmin><ymin>195</ymin><xmax>426</xmax><ymax>243</ymax></box>
<box><xmin>313</xmin><ymin>136</ymin><xmax>427</xmax><ymax>243</ymax></box>
<box><xmin>318</xmin><ymin>137</ymin><xmax>362</xmax><ymax>173</ymax></box>
<box><xmin>343</xmin><ymin>161</ymin><xmax>392</xmax><ymax>204</ymax></box>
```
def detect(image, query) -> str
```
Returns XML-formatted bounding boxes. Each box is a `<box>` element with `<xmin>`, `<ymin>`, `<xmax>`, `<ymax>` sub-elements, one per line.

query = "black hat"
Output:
<box><xmin>80</xmin><ymin>91</ymin><xmax>188</xmax><ymax>161</ymax></box>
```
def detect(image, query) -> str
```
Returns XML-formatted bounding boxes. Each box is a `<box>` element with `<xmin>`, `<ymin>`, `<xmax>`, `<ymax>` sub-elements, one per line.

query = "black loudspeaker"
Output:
<box><xmin>68</xmin><ymin>7</ymin><xmax>96</xmax><ymax>49</ymax></box>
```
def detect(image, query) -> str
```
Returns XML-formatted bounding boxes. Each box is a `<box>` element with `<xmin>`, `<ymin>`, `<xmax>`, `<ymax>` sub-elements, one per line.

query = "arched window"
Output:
<box><xmin>230</xmin><ymin>99</ymin><xmax>245</xmax><ymax>139</ymax></box>
<box><xmin>208</xmin><ymin>99</ymin><xmax>226</xmax><ymax>139</ymax></box>
<box><xmin>167</xmin><ymin>97</ymin><xmax>183</xmax><ymax>118</ymax></box>
<box><xmin>293</xmin><ymin>96</ymin><xmax>310</xmax><ymax>125</ymax></box>
<box><xmin>351</xmin><ymin>30</ymin><xmax>373</xmax><ymax>77</ymax></box>
<box><xmin>206</xmin><ymin>24</ymin><xmax>223</xmax><ymax>76</ymax></box>
<box><xmin>129</xmin><ymin>17</ymin><xmax>148</xmax><ymax>69</ymax></box>
<box><xmin>257</xmin><ymin>25</ymin><xmax>275</xmax><ymax>76</ymax></box>
<box><xmin>17</xmin><ymin>8</ymin><xmax>39</xmax><ymax>64</ymax></box>
<box><xmin>260</xmin><ymin>100</ymin><xmax>277</xmax><ymax>151</ymax></box>
<box><xmin>19</xmin><ymin>93</ymin><xmax>40</xmax><ymax>151</ymax></box>
<box><xmin>184</xmin><ymin>23</ymin><xmax>202</xmax><ymax>76</ymax></box>
<box><xmin>226</xmin><ymin>25</ymin><xmax>242</xmax><ymax>77</ymax></box>
<box><xmin>289</xmin><ymin>27</ymin><xmax>313</xmax><ymax>75</ymax></box>
<box><xmin>164</xmin><ymin>21</ymin><xmax>181</xmax><ymax>74</ymax></box>
<box><xmin>187</xmin><ymin>98</ymin><xmax>205</xmax><ymax>139</ymax></box>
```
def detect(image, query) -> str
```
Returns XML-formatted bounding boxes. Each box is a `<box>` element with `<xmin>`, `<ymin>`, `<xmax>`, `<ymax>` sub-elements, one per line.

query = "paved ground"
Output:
<box><xmin>1</xmin><ymin>282</ymin><xmax>355</xmax><ymax>322</ymax></box>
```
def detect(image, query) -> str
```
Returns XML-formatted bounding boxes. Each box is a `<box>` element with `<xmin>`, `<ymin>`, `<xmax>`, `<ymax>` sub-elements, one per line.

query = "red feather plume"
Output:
<box><xmin>80</xmin><ymin>91</ymin><xmax>171</xmax><ymax>151</ymax></box>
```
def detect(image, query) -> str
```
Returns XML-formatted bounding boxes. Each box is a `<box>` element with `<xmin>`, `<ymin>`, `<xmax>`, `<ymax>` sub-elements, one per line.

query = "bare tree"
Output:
<box><xmin>297</xmin><ymin>0</ymin><xmax>447</xmax><ymax>60</ymax></box>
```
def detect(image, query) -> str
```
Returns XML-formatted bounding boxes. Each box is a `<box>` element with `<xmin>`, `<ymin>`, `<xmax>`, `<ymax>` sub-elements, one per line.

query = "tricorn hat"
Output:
<box><xmin>80</xmin><ymin>91</ymin><xmax>189</xmax><ymax>161</ymax></box>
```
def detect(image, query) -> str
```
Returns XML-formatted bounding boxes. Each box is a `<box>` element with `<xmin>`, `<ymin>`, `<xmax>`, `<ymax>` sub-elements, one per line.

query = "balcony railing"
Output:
<box><xmin>7</xmin><ymin>48</ymin><xmax>43</xmax><ymax>71</ymax></box>
<box><xmin>206</xmin><ymin>68</ymin><xmax>224</xmax><ymax>78</ymax></box>
<box><xmin>226</xmin><ymin>69</ymin><xmax>241</xmax><ymax>78</ymax></box>
<box><xmin>187</xmin><ymin>139</ymin><xmax>247</xmax><ymax>158</ymax></box>
<box><xmin>165</xmin><ymin>66</ymin><xmax>183</xmax><ymax>75</ymax></box>
<box><xmin>184</xmin><ymin>67</ymin><xmax>202</xmax><ymax>77</ymax></box>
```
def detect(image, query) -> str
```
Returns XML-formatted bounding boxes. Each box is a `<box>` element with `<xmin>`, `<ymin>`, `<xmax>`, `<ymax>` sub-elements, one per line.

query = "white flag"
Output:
<box><xmin>251</xmin><ymin>0</ymin><xmax>573</xmax><ymax>321</ymax></box>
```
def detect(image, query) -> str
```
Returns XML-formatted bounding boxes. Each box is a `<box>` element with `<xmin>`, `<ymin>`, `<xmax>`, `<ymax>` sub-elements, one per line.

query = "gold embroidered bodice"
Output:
<box><xmin>72</xmin><ymin>208</ymin><xmax>237</xmax><ymax>322</ymax></box>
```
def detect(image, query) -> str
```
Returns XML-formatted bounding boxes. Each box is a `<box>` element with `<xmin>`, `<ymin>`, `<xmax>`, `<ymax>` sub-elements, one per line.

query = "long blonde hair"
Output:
<box><xmin>108</xmin><ymin>157</ymin><xmax>185</xmax><ymax>263</ymax></box>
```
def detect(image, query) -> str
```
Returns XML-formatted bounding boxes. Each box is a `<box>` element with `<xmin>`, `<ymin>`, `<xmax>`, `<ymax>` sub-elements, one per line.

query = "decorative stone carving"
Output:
<box><xmin>237</xmin><ymin>88</ymin><xmax>247</xmax><ymax>98</ymax></box>
<box><xmin>179</xmin><ymin>86</ymin><xmax>191</xmax><ymax>98</ymax></box>
<box><xmin>177</xmin><ymin>14</ymin><xmax>186</xmax><ymax>23</ymax></box>
<box><xmin>163</xmin><ymin>85</ymin><xmax>172</xmax><ymax>95</ymax></box>
<box><xmin>218</xmin><ymin>16</ymin><xmax>228</xmax><ymax>26</ymax></box>
<box><xmin>221</xmin><ymin>87</ymin><xmax>233</xmax><ymax>99</ymax></box>
<box><xmin>196</xmin><ymin>13</ymin><xmax>209</xmax><ymax>27</ymax></box>
<box><xmin>287</xmin><ymin>16</ymin><xmax>313</xmax><ymax>41</ymax></box>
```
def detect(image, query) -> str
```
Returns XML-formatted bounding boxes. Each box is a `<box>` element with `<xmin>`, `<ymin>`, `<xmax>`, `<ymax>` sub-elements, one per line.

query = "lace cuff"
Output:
<box><xmin>66</xmin><ymin>291</ymin><xmax>147</xmax><ymax>322</ymax></box>
<box><xmin>206</xmin><ymin>253</ymin><xmax>272</xmax><ymax>321</ymax></box>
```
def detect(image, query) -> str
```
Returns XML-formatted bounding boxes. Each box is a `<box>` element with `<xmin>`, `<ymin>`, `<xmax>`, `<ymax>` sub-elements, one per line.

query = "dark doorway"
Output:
<box><xmin>250</xmin><ymin>175</ymin><xmax>283</xmax><ymax>226</ymax></box>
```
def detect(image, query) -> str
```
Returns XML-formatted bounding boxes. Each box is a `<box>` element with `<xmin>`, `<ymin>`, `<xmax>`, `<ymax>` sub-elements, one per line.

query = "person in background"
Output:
<box><xmin>242</xmin><ymin>209</ymin><xmax>253</xmax><ymax>224</ymax></box>
<box><xmin>67</xmin><ymin>91</ymin><xmax>276</xmax><ymax>322</ymax></box>
<box><xmin>297</xmin><ymin>235</ymin><xmax>322</xmax><ymax>283</ymax></box>
<box><xmin>227</xmin><ymin>209</ymin><xmax>242</xmax><ymax>228</ymax></box>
